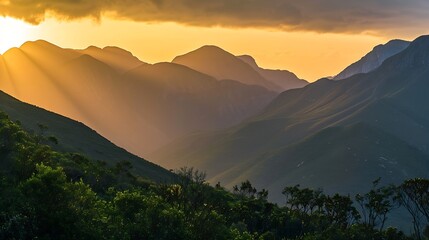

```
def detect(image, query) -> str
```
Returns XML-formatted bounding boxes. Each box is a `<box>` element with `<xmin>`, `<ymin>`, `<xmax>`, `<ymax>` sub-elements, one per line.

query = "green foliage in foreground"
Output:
<box><xmin>0</xmin><ymin>110</ymin><xmax>428</xmax><ymax>240</ymax></box>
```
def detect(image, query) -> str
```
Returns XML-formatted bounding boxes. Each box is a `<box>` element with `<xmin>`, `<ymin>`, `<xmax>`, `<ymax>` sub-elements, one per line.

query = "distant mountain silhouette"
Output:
<box><xmin>79</xmin><ymin>45</ymin><xmax>146</xmax><ymax>73</ymax></box>
<box><xmin>237</xmin><ymin>55</ymin><xmax>308</xmax><ymax>90</ymax></box>
<box><xmin>154</xmin><ymin>35</ymin><xmax>429</xmax><ymax>201</ymax></box>
<box><xmin>172</xmin><ymin>45</ymin><xmax>307</xmax><ymax>91</ymax></box>
<box><xmin>0</xmin><ymin>89</ymin><xmax>173</xmax><ymax>181</ymax></box>
<box><xmin>334</xmin><ymin>39</ymin><xmax>410</xmax><ymax>80</ymax></box>
<box><xmin>0</xmin><ymin>41</ymin><xmax>277</xmax><ymax>157</ymax></box>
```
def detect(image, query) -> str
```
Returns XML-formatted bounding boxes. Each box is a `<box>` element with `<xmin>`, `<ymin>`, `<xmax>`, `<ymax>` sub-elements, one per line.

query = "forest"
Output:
<box><xmin>0</xmin><ymin>110</ymin><xmax>428</xmax><ymax>240</ymax></box>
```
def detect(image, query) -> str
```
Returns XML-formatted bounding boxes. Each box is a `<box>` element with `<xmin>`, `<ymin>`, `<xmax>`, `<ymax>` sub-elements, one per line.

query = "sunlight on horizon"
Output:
<box><xmin>26</xmin><ymin>17</ymin><xmax>385</xmax><ymax>81</ymax></box>
<box><xmin>0</xmin><ymin>15</ymin><xmax>391</xmax><ymax>81</ymax></box>
<box><xmin>0</xmin><ymin>17</ymin><xmax>34</xmax><ymax>54</ymax></box>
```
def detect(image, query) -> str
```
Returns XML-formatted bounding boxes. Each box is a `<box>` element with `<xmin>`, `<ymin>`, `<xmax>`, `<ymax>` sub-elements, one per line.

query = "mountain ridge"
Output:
<box><xmin>237</xmin><ymin>54</ymin><xmax>308</xmax><ymax>90</ymax></box>
<box><xmin>0</xmin><ymin>40</ymin><xmax>278</xmax><ymax>157</ymax></box>
<box><xmin>334</xmin><ymin>39</ymin><xmax>410</xmax><ymax>80</ymax></box>
<box><xmin>153</xmin><ymin>35</ymin><xmax>429</xmax><ymax>201</ymax></box>
<box><xmin>79</xmin><ymin>45</ymin><xmax>145</xmax><ymax>73</ymax></box>
<box><xmin>172</xmin><ymin>45</ymin><xmax>306</xmax><ymax>92</ymax></box>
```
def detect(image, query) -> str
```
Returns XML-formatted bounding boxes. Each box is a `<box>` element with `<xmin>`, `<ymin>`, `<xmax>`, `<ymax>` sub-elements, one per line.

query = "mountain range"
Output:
<box><xmin>1</xmin><ymin>35</ymin><xmax>426</xmax><ymax>203</ymax></box>
<box><xmin>153</xmin><ymin>36</ymin><xmax>429</xmax><ymax>202</ymax></box>
<box><xmin>0</xmin><ymin>42</ymin><xmax>300</xmax><ymax>156</ymax></box>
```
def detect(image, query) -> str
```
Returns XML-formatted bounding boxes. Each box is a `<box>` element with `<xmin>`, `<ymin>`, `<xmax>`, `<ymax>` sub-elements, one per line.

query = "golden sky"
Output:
<box><xmin>1</xmin><ymin>0</ymin><xmax>428</xmax><ymax>81</ymax></box>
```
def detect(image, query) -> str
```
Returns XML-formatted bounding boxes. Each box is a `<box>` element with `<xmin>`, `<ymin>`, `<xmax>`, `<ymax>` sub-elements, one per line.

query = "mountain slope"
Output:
<box><xmin>213</xmin><ymin>123</ymin><xmax>429</xmax><ymax>201</ymax></box>
<box><xmin>172</xmin><ymin>45</ymin><xmax>287</xmax><ymax>91</ymax></box>
<box><xmin>153</xmin><ymin>35</ymin><xmax>429</xmax><ymax>200</ymax></box>
<box><xmin>237</xmin><ymin>55</ymin><xmax>308</xmax><ymax>90</ymax></box>
<box><xmin>0</xmin><ymin>41</ymin><xmax>277</xmax><ymax>156</ymax></box>
<box><xmin>0</xmin><ymin>90</ymin><xmax>174</xmax><ymax>181</ymax></box>
<box><xmin>333</xmin><ymin>39</ymin><xmax>410</xmax><ymax>80</ymax></box>
<box><xmin>122</xmin><ymin>62</ymin><xmax>276</xmax><ymax>139</ymax></box>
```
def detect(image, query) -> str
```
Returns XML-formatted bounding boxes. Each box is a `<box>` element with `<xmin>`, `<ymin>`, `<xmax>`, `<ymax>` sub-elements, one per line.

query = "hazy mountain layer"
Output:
<box><xmin>172</xmin><ymin>45</ymin><xmax>307</xmax><ymax>92</ymax></box>
<box><xmin>334</xmin><ymin>39</ymin><xmax>410</xmax><ymax>80</ymax></box>
<box><xmin>0</xmin><ymin>41</ymin><xmax>277</xmax><ymax>157</ymax></box>
<box><xmin>154</xmin><ymin>35</ymin><xmax>429</xmax><ymax>201</ymax></box>
<box><xmin>237</xmin><ymin>55</ymin><xmax>308</xmax><ymax>90</ymax></box>
<box><xmin>78</xmin><ymin>45</ymin><xmax>146</xmax><ymax>73</ymax></box>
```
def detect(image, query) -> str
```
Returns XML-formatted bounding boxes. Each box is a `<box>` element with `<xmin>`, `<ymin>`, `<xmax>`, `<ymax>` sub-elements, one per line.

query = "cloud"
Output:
<box><xmin>1</xmin><ymin>0</ymin><xmax>429</xmax><ymax>35</ymax></box>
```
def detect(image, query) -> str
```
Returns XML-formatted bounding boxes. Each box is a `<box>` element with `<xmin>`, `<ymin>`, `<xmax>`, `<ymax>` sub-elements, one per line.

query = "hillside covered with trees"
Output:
<box><xmin>0</xmin><ymin>110</ymin><xmax>428</xmax><ymax>240</ymax></box>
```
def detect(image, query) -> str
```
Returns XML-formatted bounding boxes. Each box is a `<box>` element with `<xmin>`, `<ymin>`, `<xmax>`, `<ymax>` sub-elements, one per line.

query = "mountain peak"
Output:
<box><xmin>408</xmin><ymin>34</ymin><xmax>429</xmax><ymax>48</ymax></box>
<box><xmin>20</xmin><ymin>39</ymin><xmax>62</xmax><ymax>51</ymax></box>
<box><xmin>173</xmin><ymin>45</ymin><xmax>234</xmax><ymax>62</ymax></box>
<box><xmin>172</xmin><ymin>45</ymin><xmax>282</xmax><ymax>90</ymax></box>
<box><xmin>196</xmin><ymin>45</ymin><xmax>228</xmax><ymax>52</ymax></box>
<box><xmin>173</xmin><ymin>45</ymin><xmax>307</xmax><ymax>91</ymax></box>
<box><xmin>85</xmin><ymin>45</ymin><xmax>102</xmax><ymax>51</ymax></box>
<box><xmin>237</xmin><ymin>55</ymin><xmax>259</xmax><ymax>69</ymax></box>
<box><xmin>79</xmin><ymin>45</ymin><xmax>145</xmax><ymax>72</ymax></box>
<box><xmin>83</xmin><ymin>45</ymin><xmax>139</xmax><ymax>60</ymax></box>
<box><xmin>380</xmin><ymin>35</ymin><xmax>429</xmax><ymax>70</ymax></box>
<box><xmin>334</xmin><ymin>39</ymin><xmax>410</xmax><ymax>80</ymax></box>
<box><xmin>386</xmin><ymin>39</ymin><xmax>410</xmax><ymax>45</ymax></box>
<box><xmin>103</xmin><ymin>46</ymin><xmax>138</xmax><ymax>58</ymax></box>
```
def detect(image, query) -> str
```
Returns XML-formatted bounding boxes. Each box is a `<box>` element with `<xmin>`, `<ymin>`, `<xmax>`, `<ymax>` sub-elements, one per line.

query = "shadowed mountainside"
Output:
<box><xmin>0</xmin><ymin>89</ymin><xmax>174</xmax><ymax>181</ymax></box>
<box><xmin>154</xmin><ymin>35</ymin><xmax>429</xmax><ymax>201</ymax></box>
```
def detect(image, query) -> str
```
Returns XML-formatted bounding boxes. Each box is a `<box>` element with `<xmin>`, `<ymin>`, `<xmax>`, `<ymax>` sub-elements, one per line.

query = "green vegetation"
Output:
<box><xmin>0</xmin><ymin>110</ymin><xmax>428</xmax><ymax>240</ymax></box>
<box><xmin>0</xmin><ymin>91</ymin><xmax>174</xmax><ymax>182</ymax></box>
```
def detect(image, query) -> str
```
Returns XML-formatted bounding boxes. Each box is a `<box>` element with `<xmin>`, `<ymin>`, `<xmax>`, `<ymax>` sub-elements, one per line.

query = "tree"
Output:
<box><xmin>20</xmin><ymin>164</ymin><xmax>106</xmax><ymax>239</ymax></box>
<box><xmin>282</xmin><ymin>185</ymin><xmax>324</xmax><ymax>215</ymax></box>
<box><xmin>324</xmin><ymin>194</ymin><xmax>360</xmax><ymax>229</ymax></box>
<box><xmin>396</xmin><ymin>178</ymin><xmax>429</xmax><ymax>239</ymax></box>
<box><xmin>355</xmin><ymin>179</ymin><xmax>397</xmax><ymax>230</ymax></box>
<box><xmin>21</xmin><ymin>164</ymin><xmax>75</xmax><ymax>238</ymax></box>
<box><xmin>233</xmin><ymin>180</ymin><xmax>257</xmax><ymax>199</ymax></box>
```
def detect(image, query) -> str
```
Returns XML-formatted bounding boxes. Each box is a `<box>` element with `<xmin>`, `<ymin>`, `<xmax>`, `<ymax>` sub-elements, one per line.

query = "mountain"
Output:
<box><xmin>0</xmin><ymin>95</ymin><xmax>415</xmax><ymax>240</ymax></box>
<box><xmin>0</xmin><ymin>89</ymin><xmax>174</xmax><ymax>181</ymax></box>
<box><xmin>237</xmin><ymin>55</ymin><xmax>308</xmax><ymax>90</ymax></box>
<box><xmin>172</xmin><ymin>45</ymin><xmax>306</xmax><ymax>91</ymax></box>
<box><xmin>172</xmin><ymin>45</ymin><xmax>278</xmax><ymax>90</ymax></box>
<box><xmin>153</xmin><ymin>35</ymin><xmax>429</xmax><ymax>201</ymax></box>
<box><xmin>122</xmin><ymin>62</ymin><xmax>276</xmax><ymax>138</ymax></box>
<box><xmin>333</xmin><ymin>39</ymin><xmax>410</xmax><ymax>80</ymax></box>
<box><xmin>0</xmin><ymin>40</ymin><xmax>277</xmax><ymax>156</ymax></box>
<box><xmin>78</xmin><ymin>45</ymin><xmax>146</xmax><ymax>73</ymax></box>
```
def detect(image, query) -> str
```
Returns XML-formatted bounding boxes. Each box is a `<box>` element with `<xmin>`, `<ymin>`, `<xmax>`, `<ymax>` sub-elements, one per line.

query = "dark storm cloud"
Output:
<box><xmin>1</xmin><ymin>0</ymin><xmax>428</xmax><ymax>34</ymax></box>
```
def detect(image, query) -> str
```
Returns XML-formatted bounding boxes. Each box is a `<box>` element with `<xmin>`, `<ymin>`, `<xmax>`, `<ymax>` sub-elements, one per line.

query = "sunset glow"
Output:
<box><xmin>0</xmin><ymin>17</ymin><xmax>33</xmax><ymax>54</ymax></box>
<box><xmin>22</xmin><ymin>16</ymin><xmax>391</xmax><ymax>81</ymax></box>
<box><xmin>0</xmin><ymin>0</ymin><xmax>428</xmax><ymax>80</ymax></box>
<box><xmin>0</xmin><ymin>2</ymin><xmax>429</xmax><ymax>237</ymax></box>
<box><xmin>0</xmin><ymin>8</ymin><xmax>426</xmax><ymax>80</ymax></box>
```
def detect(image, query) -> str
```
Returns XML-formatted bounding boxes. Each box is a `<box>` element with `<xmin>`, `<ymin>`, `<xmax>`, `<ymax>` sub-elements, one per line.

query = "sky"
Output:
<box><xmin>1</xmin><ymin>0</ymin><xmax>429</xmax><ymax>81</ymax></box>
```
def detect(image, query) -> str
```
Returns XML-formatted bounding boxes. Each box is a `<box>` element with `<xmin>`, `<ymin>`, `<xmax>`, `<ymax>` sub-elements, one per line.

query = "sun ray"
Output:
<box><xmin>0</xmin><ymin>17</ymin><xmax>33</xmax><ymax>54</ymax></box>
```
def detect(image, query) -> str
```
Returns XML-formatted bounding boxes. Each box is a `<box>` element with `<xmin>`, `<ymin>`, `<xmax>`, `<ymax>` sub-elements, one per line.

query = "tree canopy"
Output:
<box><xmin>0</xmin><ymin>110</ymin><xmax>427</xmax><ymax>240</ymax></box>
